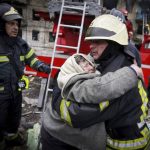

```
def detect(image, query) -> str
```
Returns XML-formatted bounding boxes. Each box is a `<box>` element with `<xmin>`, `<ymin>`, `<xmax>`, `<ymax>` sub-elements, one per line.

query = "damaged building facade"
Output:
<box><xmin>1</xmin><ymin>0</ymin><xmax>149</xmax><ymax>56</ymax></box>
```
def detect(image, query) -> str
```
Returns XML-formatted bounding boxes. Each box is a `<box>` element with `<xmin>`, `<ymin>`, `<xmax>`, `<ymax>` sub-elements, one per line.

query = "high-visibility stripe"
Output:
<box><xmin>0</xmin><ymin>56</ymin><xmax>25</xmax><ymax>62</ymax></box>
<box><xmin>107</xmin><ymin>80</ymin><xmax>150</xmax><ymax>149</ymax></box>
<box><xmin>140</xmin><ymin>127</ymin><xmax>149</xmax><ymax>138</ymax></box>
<box><xmin>144</xmin><ymin>135</ymin><xmax>150</xmax><ymax>150</ymax></box>
<box><xmin>60</xmin><ymin>99</ymin><xmax>72</xmax><ymax>126</ymax></box>
<box><xmin>5</xmin><ymin>132</ymin><xmax>19</xmax><ymax>140</ymax></box>
<box><xmin>138</xmin><ymin>80</ymin><xmax>149</xmax><ymax>122</ymax></box>
<box><xmin>0</xmin><ymin>56</ymin><xmax>9</xmax><ymax>62</ymax></box>
<box><xmin>99</xmin><ymin>100</ymin><xmax>109</xmax><ymax>111</ymax></box>
<box><xmin>141</xmin><ymin>64</ymin><xmax>150</xmax><ymax>69</ymax></box>
<box><xmin>0</xmin><ymin>86</ymin><xmax>4</xmax><ymax>91</ymax></box>
<box><xmin>25</xmin><ymin>49</ymin><xmax>34</xmax><ymax>59</ymax></box>
<box><xmin>107</xmin><ymin>127</ymin><xmax>150</xmax><ymax>150</ymax></box>
<box><xmin>30</xmin><ymin>58</ymin><xmax>38</xmax><ymax>67</ymax></box>
<box><xmin>20</xmin><ymin>56</ymin><xmax>25</xmax><ymax>61</ymax></box>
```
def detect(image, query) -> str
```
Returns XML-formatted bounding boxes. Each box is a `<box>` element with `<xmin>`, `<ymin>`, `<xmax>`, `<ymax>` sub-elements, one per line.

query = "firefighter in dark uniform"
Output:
<box><xmin>54</xmin><ymin>14</ymin><xmax>150</xmax><ymax>149</ymax></box>
<box><xmin>0</xmin><ymin>3</ymin><xmax>50</xmax><ymax>149</ymax></box>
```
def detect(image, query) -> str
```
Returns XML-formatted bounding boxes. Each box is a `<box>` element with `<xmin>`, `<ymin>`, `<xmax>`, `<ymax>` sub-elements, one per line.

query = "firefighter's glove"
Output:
<box><xmin>18</xmin><ymin>75</ymin><xmax>29</xmax><ymax>91</ymax></box>
<box><xmin>38</xmin><ymin>63</ymin><xmax>51</xmax><ymax>74</ymax></box>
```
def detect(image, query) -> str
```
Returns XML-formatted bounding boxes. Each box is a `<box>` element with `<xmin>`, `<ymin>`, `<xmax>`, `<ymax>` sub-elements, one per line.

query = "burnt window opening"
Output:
<box><xmin>49</xmin><ymin>32</ymin><xmax>55</xmax><ymax>42</ymax></box>
<box><xmin>32</xmin><ymin>10</ymin><xmax>40</xmax><ymax>21</ymax></box>
<box><xmin>32</xmin><ymin>30</ymin><xmax>39</xmax><ymax>41</ymax></box>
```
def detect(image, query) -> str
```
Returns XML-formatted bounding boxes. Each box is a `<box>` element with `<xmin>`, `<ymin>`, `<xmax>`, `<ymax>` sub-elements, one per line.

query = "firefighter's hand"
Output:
<box><xmin>38</xmin><ymin>63</ymin><xmax>51</xmax><ymax>74</ymax></box>
<box><xmin>130</xmin><ymin>64</ymin><xmax>144</xmax><ymax>80</ymax></box>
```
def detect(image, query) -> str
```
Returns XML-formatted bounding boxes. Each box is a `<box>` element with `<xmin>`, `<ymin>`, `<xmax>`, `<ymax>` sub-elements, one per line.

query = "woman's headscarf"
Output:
<box><xmin>57</xmin><ymin>53</ymin><xmax>96</xmax><ymax>97</ymax></box>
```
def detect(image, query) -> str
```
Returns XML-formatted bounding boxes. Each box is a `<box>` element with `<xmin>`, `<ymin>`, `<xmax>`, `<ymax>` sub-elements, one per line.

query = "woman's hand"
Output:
<box><xmin>130</xmin><ymin>64</ymin><xmax>144</xmax><ymax>80</ymax></box>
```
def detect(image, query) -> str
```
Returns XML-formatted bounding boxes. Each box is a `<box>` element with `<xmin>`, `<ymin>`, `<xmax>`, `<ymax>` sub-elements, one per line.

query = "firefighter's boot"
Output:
<box><xmin>5</xmin><ymin>132</ymin><xmax>26</xmax><ymax>147</ymax></box>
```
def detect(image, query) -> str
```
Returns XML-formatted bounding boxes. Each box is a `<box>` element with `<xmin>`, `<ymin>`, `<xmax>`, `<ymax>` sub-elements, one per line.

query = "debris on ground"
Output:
<box><xmin>12</xmin><ymin>76</ymin><xmax>44</xmax><ymax>150</ymax></box>
<box><xmin>27</xmin><ymin>123</ymin><xmax>41</xmax><ymax>150</ymax></box>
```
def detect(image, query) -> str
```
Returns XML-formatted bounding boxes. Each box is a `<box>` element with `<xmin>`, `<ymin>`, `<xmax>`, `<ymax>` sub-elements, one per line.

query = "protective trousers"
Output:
<box><xmin>0</xmin><ymin>91</ymin><xmax>22</xmax><ymax>142</ymax></box>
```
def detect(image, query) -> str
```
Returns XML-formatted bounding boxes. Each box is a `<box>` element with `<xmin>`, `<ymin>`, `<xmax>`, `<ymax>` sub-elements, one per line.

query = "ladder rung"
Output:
<box><xmin>51</xmin><ymin>66</ymin><xmax>61</xmax><ymax>69</ymax></box>
<box><xmin>48</xmin><ymin>88</ymin><xmax>53</xmax><ymax>92</ymax></box>
<box><xmin>53</xmin><ymin>53</ymin><xmax>70</xmax><ymax>59</ymax></box>
<box><xmin>65</xmin><ymin>1</ymin><xmax>84</xmax><ymax>6</ymax></box>
<box><xmin>60</xmin><ymin>24</ymin><xmax>80</xmax><ymax>29</ymax></box>
<box><xmin>63</xmin><ymin>5</ymin><xmax>84</xmax><ymax>11</ymax></box>
<box><xmin>56</xmin><ymin>44</ymin><xmax>77</xmax><ymax>49</ymax></box>
<box><xmin>43</xmin><ymin>1</ymin><xmax>87</xmax><ymax>112</ymax></box>
<box><xmin>55</xmin><ymin>50</ymin><xmax>64</xmax><ymax>54</ymax></box>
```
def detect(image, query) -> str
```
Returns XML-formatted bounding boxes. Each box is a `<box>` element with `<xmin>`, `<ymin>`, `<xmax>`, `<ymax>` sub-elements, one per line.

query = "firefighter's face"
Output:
<box><xmin>89</xmin><ymin>40</ymin><xmax>108</xmax><ymax>60</ymax></box>
<box><xmin>5</xmin><ymin>20</ymin><xmax>19</xmax><ymax>37</ymax></box>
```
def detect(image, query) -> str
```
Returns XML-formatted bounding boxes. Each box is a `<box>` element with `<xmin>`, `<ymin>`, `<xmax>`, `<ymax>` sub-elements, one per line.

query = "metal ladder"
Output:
<box><xmin>43</xmin><ymin>0</ymin><xmax>87</xmax><ymax>111</ymax></box>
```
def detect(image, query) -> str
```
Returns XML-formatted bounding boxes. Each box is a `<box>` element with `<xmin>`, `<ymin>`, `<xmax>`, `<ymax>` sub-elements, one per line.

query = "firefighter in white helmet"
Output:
<box><xmin>56</xmin><ymin>14</ymin><xmax>150</xmax><ymax>150</ymax></box>
<box><xmin>40</xmin><ymin>14</ymin><xmax>148</xmax><ymax>150</ymax></box>
<box><xmin>0</xmin><ymin>3</ymin><xmax>50</xmax><ymax>149</ymax></box>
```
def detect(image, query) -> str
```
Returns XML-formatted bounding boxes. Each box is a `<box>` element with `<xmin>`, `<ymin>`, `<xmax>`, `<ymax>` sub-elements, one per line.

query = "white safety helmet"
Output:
<box><xmin>85</xmin><ymin>14</ymin><xmax>128</xmax><ymax>45</ymax></box>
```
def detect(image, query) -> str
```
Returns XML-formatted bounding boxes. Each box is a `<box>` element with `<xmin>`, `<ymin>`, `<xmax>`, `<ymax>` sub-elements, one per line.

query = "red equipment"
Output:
<box><xmin>25</xmin><ymin>1</ymin><xmax>150</xmax><ymax>89</ymax></box>
<box><xmin>140</xmin><ymin>34</ymin><xmax>150</xmax><ymax>87</ymax></box>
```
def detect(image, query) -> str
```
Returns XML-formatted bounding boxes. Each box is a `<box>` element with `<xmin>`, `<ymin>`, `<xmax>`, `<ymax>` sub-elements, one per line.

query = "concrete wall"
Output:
<box><xmin>21</xmin><ymin>0</ymin><xmax>54</xmax><ymax>56</ymax></box>
<box><xmin>20</xmin><ymin>0</ymin><xmax>143</xmax><ymax>56</ymax></box>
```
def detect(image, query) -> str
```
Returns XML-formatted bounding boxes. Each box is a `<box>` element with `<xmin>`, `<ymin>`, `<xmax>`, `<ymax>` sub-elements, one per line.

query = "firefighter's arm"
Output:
<box><xmin>63</xmin><ymin>66</ymin><xmax>138</xmax><ymax>104</ymax></box>
<box><xmin>54</xmin><ymin>96</ymin><xmax>119</xmax><ymax>129</ymax></box>
<box><xmin>24</xmin><ymin>45</ymin><xmax>51</xmax><ymax>74</ymax></box>
<box><xmin>51</xmin><ymin>86</ymin><xmax>103</xmax><ymax>128</ymax></box>
<box><xmin>52</xmin><ymin>80</ymin><xmax>130</xmax><ymax>129</ymax></box>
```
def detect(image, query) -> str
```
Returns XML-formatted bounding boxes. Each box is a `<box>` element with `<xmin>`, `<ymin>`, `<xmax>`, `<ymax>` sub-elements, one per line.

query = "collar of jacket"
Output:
<box><xmin>95</xmin><ymin>41</ymin><xmax>123</xmax><ymax>72</ymax></box>
<box><xmin>3</xmin><ymin>34</ymin><xmax>18</xmax><ymax>47</ymax></box>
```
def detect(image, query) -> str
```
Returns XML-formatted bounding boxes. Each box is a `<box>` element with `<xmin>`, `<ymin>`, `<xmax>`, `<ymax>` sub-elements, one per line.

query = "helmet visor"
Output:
<box><xmin>86</xmin><ymin>27</ymin><xmax>116</xmax><ymax>39</ymax></box>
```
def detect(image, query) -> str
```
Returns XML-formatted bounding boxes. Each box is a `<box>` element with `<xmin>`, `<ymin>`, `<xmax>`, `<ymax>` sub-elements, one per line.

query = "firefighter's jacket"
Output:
<box><xmin>42</xmin><ymin>65</ymin><xmax>138</xmax><ymax>149</ymax></box>
<box><xmin>55</xmin><ymin>47</ymin><xmax>150</xmax><ymax>150</ymax></box>
<box><xmin>0</xmin><ymin>34</ymin><xmax>42</xmax><ymax>99</ymax></box>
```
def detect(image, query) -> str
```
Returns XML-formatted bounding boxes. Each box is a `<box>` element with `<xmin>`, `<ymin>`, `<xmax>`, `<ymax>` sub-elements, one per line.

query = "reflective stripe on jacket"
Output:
<box><xmin>57</xmin><ymin>51</ymin><xmax>150</xmax><ymax>149</ymax></box>
<box><xmin>0</xmin><ymin>35</ymin><xmax>42</xmax><ymax>99</ymax></box>
<box><xmin>107</xmin><ymin>81</ymin><xmax>150</xmax><ymax>150</ymax></box>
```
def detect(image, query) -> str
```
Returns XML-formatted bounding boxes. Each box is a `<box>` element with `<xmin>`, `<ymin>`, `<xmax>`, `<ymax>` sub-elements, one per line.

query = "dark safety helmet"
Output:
<box><xmin>85</xmin><ymin>14</ymin><xmax>128</xmax><ymax>45</ymax></box>
<box><xmin>0</xmin><ymin>3</ymin><xmax>22</xmax><ymax>21</ymax></box>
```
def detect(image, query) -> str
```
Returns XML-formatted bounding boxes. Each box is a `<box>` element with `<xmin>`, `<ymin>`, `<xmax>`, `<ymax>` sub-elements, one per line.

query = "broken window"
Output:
<box><xmin>49</xmin><ymin>32</ymin><xmax>55</xmax><ymax>42</ymax></box>
<box><xmin>32</xmin><ymin>30</ymin><xmax>39</xmax><ymax>41</ymax></box>
<box><xmin>32</xmin><ymin>10</ymin><xmax>40</xmax><ymax>21</ymax></box>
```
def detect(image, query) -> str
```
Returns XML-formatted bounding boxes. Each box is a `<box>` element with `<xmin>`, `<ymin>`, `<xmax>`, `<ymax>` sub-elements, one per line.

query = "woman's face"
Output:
<box><xmin>89</xmin><ymin>40</ymin><xmax>108</xmax><ymax>60</ymax></box>
<box><xmin>79</xmin><ymin>60</ymin><xmax>95</xmax><ymax>73</ymax></box>
<box><xmin>5</xmin><ymin>20</ymin><xmax>19</xmax><ymax>37</ymax></box>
